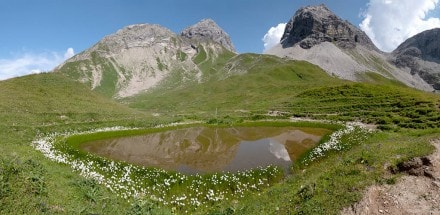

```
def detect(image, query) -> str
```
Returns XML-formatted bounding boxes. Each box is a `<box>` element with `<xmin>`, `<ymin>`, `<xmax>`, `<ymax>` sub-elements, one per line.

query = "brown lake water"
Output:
<box><xmin>81</xmin><ymin>126</ymin><xmax>330</xmax><ymax>174</ymax></box>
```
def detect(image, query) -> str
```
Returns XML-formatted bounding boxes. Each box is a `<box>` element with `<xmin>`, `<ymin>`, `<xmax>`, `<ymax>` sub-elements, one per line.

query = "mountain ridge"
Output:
<box><xmin>56</xmin><ymin>19</ymin><xmax>236</xmax><ymax>98</ymax></box>
<box><xmin>181</xmin><ymin>18</ymin><xmax>236</xmax><ymax>53</ymax></box>
<box><xmin>267</xmin><ymin>4</ymin><xmax>435</xmax><ymax>92</ymax></box>
<box><xmin>281</xmin><ymin>4</ymin><xmax>378</xmax><ymax>51</ymax></box>
<box><xmin>392</xmin><ymin>28</ymin><xmax>440</xmax><ymax>90</ymax></box>
<box><xmin>55</xmin><ymin>4</ymin><xmax>439</xmax><ymax>96</ymax></box>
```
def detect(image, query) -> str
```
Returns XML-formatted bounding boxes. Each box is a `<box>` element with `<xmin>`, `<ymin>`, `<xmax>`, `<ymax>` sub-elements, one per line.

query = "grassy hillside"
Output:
<box><xmin>0</xmin><ymin>73</ymin><xmax>165</xmax><ymax>214</ymax></box>
<box><xmin>126</xmin><ymin>54</ymin><xmax>440</xmax><ymax>130</ymax></box>
<box><xmin>125</xmin><ymin>54</ymin><xmax>346</xmax><ymax>115</ymax></box>
<box><xmin>1</xmin><ymin>54</ymin><xmax>439</xmax><ymax>214</ymax></box>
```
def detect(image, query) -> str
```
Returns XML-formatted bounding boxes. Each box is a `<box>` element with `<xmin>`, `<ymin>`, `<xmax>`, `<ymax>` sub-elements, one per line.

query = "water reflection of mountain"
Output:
<box><xmin>81</xmin><ymin>127</ymin><xmax>329</xmax><ymax>173</ymax></box>
<box><xmin>270</xmin><ymin>130</ymin><xmax>323</xmax><ymax>161</ymax></box>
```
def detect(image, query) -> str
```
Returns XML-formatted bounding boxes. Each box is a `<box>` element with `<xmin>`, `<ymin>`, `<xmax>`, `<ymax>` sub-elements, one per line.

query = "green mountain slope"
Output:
<box><xmin>55</xmin><ymin>20</ymin><xmax>238</xmax><ymax>99</ymax></box>
<box><xmin>1</xmin><ymin>54</ymin><xmax>440</xmax><ymax>214</ymax></box>
<box><xmin>0</xmin><ymin>73</ymin><xmax>155</xmax><ymax>214</ymax></box>
<box><xmin>126</xmin><ymin>54</ymin><xmax>345</xmax><ymax>113</ymax></box>
<box><xmin>125</xmin><ymin>53</ymin><xmax>440</xmax><ymax>130</ymax></box>
<box><xmin>0</xmin><ymin>73</ymin><xmax>140</xmax><ymax>127</ymax></box>
<box><xmin>2</xmin><ymin>17</ymin><xmax>440</xmax><ymax>215</ymax></box>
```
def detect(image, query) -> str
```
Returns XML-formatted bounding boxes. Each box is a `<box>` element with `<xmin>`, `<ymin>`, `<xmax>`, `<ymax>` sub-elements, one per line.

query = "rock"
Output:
<box><xmin>181</xmin><ymin>19</ymin><xmax>236</xmax><ymax>53</ymax></box>
<box><xmin>394</xmin><ymin>28</ymin><xmax>440</xmax><ymax>62</ymax></box>
<box><xmin>394</xmin><ymin>157</ymin><xmax>435</xmax><ymax>179</ymax></box>
<box><xmin>56</xmin><ymin>18</ymin><xmax>237</xmax><ymax>98</ymax></box>
<box><xmin>392</xmin><ymin>28</ymin><xmax>440</xmax><ymax>91</ymax></box>
<box><xmin>266</xmin><ymin>4</ymin><xmax>434</xmax><ymax>92</ymax></box>
<box><xmin>280</xmin><ymin>4</ymin><xmax>378</xmax><ymax>50</ymax></box>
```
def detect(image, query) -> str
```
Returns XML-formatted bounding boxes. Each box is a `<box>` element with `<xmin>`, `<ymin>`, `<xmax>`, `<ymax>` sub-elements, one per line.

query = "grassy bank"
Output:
<box><xmin>211</xmin><ymin>129</ymin><xmax>439</xmax><ymax>214</ymax></box>
<box><xmin>1</xmin><ymin>57</ymin><xmax>440</xmax><ymax>214</ymax></box>
<box><xmin>33</xmin><ymin>121</ymin><xmax>341</xmax><ymax>213</ymax></box>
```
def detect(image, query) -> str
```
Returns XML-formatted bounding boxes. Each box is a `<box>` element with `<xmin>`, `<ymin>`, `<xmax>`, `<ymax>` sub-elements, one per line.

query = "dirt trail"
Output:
<box><xmin>342</xmin><ymin>139</ymin><xmax>440</xmax><ymax>215</ymax></box>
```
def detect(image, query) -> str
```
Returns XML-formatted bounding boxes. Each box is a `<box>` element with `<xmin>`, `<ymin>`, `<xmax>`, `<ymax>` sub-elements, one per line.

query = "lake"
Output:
<box><xmin>80</xmin><ymin>126</ymin><xmax>330</xmax><ymax>174</ymax></box>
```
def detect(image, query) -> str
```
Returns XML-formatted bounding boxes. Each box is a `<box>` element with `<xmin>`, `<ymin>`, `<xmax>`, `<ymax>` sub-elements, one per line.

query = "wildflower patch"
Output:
<box><xmin>301</xmin><ymin>122</ymin><xmax>374</xmax><ymax>164</ymax></box>
<box><xmin>32</xmin><ymin>125</ymin><xmax>283</xmax><ymax>210</ymax></box>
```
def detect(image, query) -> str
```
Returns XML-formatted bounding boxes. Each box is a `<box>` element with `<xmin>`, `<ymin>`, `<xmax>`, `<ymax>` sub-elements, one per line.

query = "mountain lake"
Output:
<box><xmin>80</xmin><ymin>126</ymin><xmax>331</xmax><ymax>174</ymax></box>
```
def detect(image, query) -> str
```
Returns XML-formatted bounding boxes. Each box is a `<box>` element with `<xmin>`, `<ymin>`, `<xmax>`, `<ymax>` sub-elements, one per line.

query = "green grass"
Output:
<box><xmin>0</xmin><ymin>73</ymin><xmax>162</xmax><ymax>214</ymax></box>
<box><xmin>210</xmin><ymin>129</ymin><xmax>439</xmax><ymax>215</ymax></box>
<box><xmin>33</xmin><ymin>121</ymin><xmax>340</xmax><ymax>213</ymax></box>
<box><xmin>126</xmin><ymin>54</ymin><xmax>346</xmax><ymax>116</ymax></box>
<box><xmin>287</xmin><ymin>83</ymin><xmax>440</xmax><ymax>129</ymax></box>
<box><xmin>1</xmin><ymin>51</ymin><xmax>440</xmax><ymax>214</ymax></box>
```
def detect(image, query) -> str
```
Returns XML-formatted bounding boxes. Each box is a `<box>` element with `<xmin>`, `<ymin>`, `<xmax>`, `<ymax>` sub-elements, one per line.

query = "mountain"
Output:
<box><xmin>181</xmin><ymin>19</ymin><xmax>236</xmax><ymax>52</ymax></box>
<box><xmin>2</xmin><ymin>6</ymin><xmax>440</xmax><ymax>215</ymax></box>
<box><xmin>56</xmin><ymin>19</ymin><xmax>236</xmax><ymax>98</ymax></box>
<box><xmin>266</xmin><ymin>4</ymin><xmax>434</xmax><ymax>92</ymax></box>
<box><xmin>280</xmin><ymin>4</ymin><xmax>377</xmax><ymax>51</ymax></box>
<box><xmin>392</xmin><ymin>28</ymin><xmax>440</xmax><ymax>91</ymax></box>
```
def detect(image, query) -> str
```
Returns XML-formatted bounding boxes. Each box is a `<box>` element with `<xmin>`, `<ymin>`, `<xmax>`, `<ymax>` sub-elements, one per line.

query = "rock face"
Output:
<box><xmin>267</xmin><ymin>4</ymin><xmax>434</xmax><ymax>92</ymax></box>
<box><xmin>394</xmin><ymin>28</ymin><xmax>440</xmax><ymax>62</ymax></box>
<box><xmin>281</xmin><ymin>4</ymin><xmax>377</xmax><ymax>50</ymax></box>
<box><xmin>56</xmin><ymin>19</ymin><xmax>236</xmax><ymax>98</ymax></box>
<box><xmin>392</xmin><ymin>28</ymin><xmax>440</xmax><ymax>90</ymax></box>
<box><xmin>181</xmin><ymin>19</ymin><xmax>236</xmax><ymax>53</ymax></box>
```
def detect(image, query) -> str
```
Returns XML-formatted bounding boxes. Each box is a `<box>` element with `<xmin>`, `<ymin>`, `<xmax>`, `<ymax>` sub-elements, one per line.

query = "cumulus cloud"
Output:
<box><xmin>360</xmin><ymin>0</ymin><xmax>440</xmax><ymax>52</ymax></box>
<box><xmin>0</xmin><ymin>48</ymin><xmax>75</xmax><ymax>80</ymax></box>
<box><xmin>262</xmin><ymin>23</ymin><xmax>287</xmax><ymax>52</ymax></box>
<box><xmin>64</xmin><ymin>48</ymin><xmax>75</xmax><ymax>59</ymax></box>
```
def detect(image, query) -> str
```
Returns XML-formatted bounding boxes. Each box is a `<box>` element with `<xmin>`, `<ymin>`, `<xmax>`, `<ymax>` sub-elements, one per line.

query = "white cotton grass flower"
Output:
<box><xmin>302</xmin><ymin>122</ymin><xmax>373</xmax><ymax>164</ymax></box>
<box><xmin>31</xmin><ymin>123</ymin><xmax>283</xmax><ymax>209</ymax></box>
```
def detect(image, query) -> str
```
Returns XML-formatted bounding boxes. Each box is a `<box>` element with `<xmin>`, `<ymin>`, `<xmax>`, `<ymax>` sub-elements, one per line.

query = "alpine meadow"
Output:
<box><xmin>1</xmin><ymin>4</ymin><xmax>440</xmax><ymax>215</ymax></box>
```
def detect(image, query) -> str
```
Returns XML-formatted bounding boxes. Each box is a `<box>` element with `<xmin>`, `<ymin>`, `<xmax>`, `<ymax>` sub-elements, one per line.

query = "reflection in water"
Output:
<box><xmin>81</xmin><ymin>127</ymin><xmax>329</xmax><ymax>174</ymax></box>
<box><xmin>269</xmin><ymin>140</ymin><xmax>290</xmax><ymax>161</ymax></box>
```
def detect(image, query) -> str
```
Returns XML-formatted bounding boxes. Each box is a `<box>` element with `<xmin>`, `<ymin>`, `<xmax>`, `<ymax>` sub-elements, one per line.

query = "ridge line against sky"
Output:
<box><xmin>0</xmin><ymin>0</ymin><xmax>439</xmax><ymax>80</ymax></box>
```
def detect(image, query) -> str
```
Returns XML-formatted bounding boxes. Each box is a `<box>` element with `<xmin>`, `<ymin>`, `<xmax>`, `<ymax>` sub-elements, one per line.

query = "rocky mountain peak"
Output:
<box><xmin>394</xmin><ymin>28</ymin><xmax>440</xmax><ymax>62</ymax></box>
<box><xmin>392</xmin><ymin>28</ymin><xmax>440</xmax><ymax>90</ymax></box>
<box><xmin>181</xmin><ymin>19</ymin><xmax>236</xmax><ymax>52</ymax></box>
<box><xmin>99</xmin><ymin>23</ymin><xmax>175</xmax><ymax>52</ymax></box>
<box><xmin>280</xmin><ymin>4</ymin><xmax>377</xmax><ymax>50</ymax></box>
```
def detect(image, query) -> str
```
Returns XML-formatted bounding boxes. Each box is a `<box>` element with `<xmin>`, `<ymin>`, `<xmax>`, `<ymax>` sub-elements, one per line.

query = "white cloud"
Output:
<box><xmin>64</xmin><ymin>48</ymin><xmax>75</xmax><ymax>59</ymax></box>
<box><xmin>360</xmin><ymin>0</ymin><xmax>440</xmax><ymax>52</ymax></box>
<box><xmin>262</xmin><ymin>23</ymin><xmax>287</xmax><ymax>52</ymax></box>
<box><xmin>0</xmin><ymin>48</ymin><xmax>75</xmax><ymax>80</ymax></box>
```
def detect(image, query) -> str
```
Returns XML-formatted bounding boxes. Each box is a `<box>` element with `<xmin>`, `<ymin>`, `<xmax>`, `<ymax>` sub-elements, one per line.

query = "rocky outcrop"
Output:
<box><xmin>181</xmin><ymin>19</ymin><xmax>236</xmax><ymax>53</ymax></box>
<box><xmin>66</xmin><ymin>24</ymin><xmax>176</xmax><ymax>61</ymax></box>
<box><xmin>57</xmin><ymin>19</ymin><xmax>237</xmax><ymax>98</ymax></box>
<box><xmin>280</xmin><ymin>4</ymin><xmax>377</xmax><ymax>51</ymax></box>
<box><xmin>392</xmin><ymin>28</ymin><xmax>440</xmax><ymax>91</ymax></box>
<box><xmin>267</xmin><ymin>4</ymin><xmax>434</xmax><ymax>92</ymax></box>
<box><xmin>394</xmin><ymin>28</ymin><xmax>440</xmax><ymax>62</ymax></box>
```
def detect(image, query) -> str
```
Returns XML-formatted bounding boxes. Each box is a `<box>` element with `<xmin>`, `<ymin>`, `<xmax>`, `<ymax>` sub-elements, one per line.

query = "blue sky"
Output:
<box><xmin>0</xmin><ymin>0</ymin><xmax>439</xmax><ymax>80</ymax></box>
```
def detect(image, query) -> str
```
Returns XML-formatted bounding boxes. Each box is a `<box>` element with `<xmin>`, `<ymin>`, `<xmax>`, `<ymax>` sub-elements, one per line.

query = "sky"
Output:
<box><xmin>0</xmin><ymin>0</ymin><xmax>439</xmax><ymax>80</ymax></box>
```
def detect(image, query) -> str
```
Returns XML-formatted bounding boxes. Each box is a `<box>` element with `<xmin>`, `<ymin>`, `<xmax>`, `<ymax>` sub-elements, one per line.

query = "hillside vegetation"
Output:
<box><xmin>126</xmin><ymin>54</ymin><xmax>440</xmax><ymax>130</ymax></box>
<box><xmin>0</xmin><ymin>73</ymin><xmax>161</xmax><ymax>214</ymax></box>
<box><xmin>1</xmin><ymin>54</ymin><xmax>439</xmax><ymax>214</ymax></box>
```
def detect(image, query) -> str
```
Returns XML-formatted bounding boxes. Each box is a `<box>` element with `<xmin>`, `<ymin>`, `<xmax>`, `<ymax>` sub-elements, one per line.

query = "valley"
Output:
<box><xmin>1</xmin><ymin>4</ymin><xmax>440</xmax><ymax>215</ymax></box>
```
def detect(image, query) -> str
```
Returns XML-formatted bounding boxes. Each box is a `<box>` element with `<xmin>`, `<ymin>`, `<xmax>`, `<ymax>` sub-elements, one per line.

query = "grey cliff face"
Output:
<box><xmin>58</xmin><ymin>18</ymin><xmax>238</xmax><ymax>98</ymax></box>
<box><xmin>393</xmin><ymin>28</ymin><xmax>440</xmax><ymax>90</ymax></box>
<box><xmin>394</xmin><ymin>28</ymin><xmax>440</xmax><ymax>62</ymax></box>
<box><xmin>280</xmin><ymin>4</ymin><xmax>377</xmax><ymax>50</ymax></box>
<box><xmin>181</xmin><ymin>19</ymin><xmax>236</xmax><ymax>53</ymax></box>
<box><xmin>99</xmin><ymin>24</ymin><xmax>176</xmax><ymax>54</ymax></box>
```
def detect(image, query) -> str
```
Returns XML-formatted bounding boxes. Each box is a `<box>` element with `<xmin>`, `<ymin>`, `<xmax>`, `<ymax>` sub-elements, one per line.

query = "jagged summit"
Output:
<box><xmin>57</xmin><ymin>18</ymin><xmax>238</xmax><ymax>98</ymax></box>
<box><xmin>267</xmin><ymin>4</ymin><xmax>434</xmax><ymax>92</ymax></box>
<box><xmin>394</xmin><ymin>28</ymin><xmax>440</xmax><ymax>62</ymax></box>
<box><xmin>392</xmin><ymin>28</ymin><xmax>440</xmax><ymax>90</ymax></box>
<box><xmin>280</xmin><ymin>4</ymin><xmax>377</xmax><ymax>50</ymax></box>
<box><xmin>181</xmin><ymin>19</ymin><xmax>236</xmax><ymax>52</ymax></box>
<box><xmin>100</xmin><ymin>24</ymin><xmax>175</xmax><ymax>52</ymax></box>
